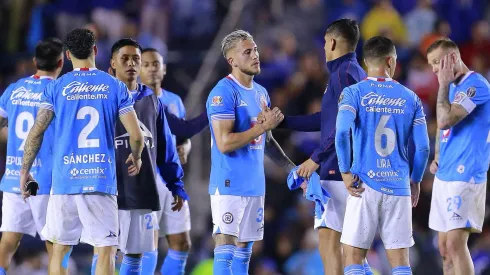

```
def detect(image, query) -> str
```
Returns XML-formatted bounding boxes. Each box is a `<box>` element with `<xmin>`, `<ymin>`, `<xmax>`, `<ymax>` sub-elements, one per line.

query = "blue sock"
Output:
<box><xmin>141</xmin><ymin>250</ymin><xmax>158</xmax><ymax>275</ymax></box>
<box><xmin>91</xmin><ymin>255</ymin><xmax>98</xmax><ymax>275</ymax></box>
<box><xmin>392</xmin><ymin>266</ymin><xmax>412</xmax><ymax>275</ymax></box>
<box><xmin>231</xmin><ymin>243</ymin><xmax>253</xmax><ymax>275</ymax></box>
<box><xmin>363</xmin><ymin>261</ymin><xmax>374</xmax><ymax>275</ymax></box>
<box><xmin>0</xmin><ymin>267</ymin><xmax>6</xmax><ymax>275</ymax></box>
<box><xmin>344</xmin><ymin>264</ymin><xmax>365</xmax><ymax>275</ymax></box>
<box><xmin>213</xmin><ymin>245</ymin><xmax>236</xmax><ymax>275</ymax></box>
<box><xmin>120</xmin><ymin>255</ymin><xmax>142</xmax><ymax>275</ymax></box>
<box><xmin>160</xmin><ymin>249</ymin><xmax>189</xmax><ymax>275</ymax></box>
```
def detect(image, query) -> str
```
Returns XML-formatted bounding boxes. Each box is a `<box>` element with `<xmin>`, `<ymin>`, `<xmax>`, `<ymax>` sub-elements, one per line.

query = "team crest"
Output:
<box><xmin>255</xmin><ymin>90</ymin><xmax>268</xmax><ymax>108</ymax></box>
<box><xmin>466</xmin><ymin>86</ymin><xmax>476</xmax><ymax>98</ymax></box>
<box><xmin>222</xmin><ymin>212</ymin><xmax>234</xmax><ymax>224</ymax></box>
<box><xmin>211</xmin><ymin>96</ymin><xmax>223</xmax><ymax>106</ymax></box>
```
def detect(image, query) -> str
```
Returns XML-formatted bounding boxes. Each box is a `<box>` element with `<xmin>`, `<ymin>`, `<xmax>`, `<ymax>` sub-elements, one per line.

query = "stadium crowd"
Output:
<box><xmin>0</xmin><ymin>0</ymin><xmax>490</xmax><ymax>274</ymax></box>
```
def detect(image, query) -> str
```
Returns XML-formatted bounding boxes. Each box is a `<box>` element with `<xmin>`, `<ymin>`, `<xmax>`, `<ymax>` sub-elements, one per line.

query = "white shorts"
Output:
<box><xmin>0</xmin><ymin>193</ymin><xmax>49</xmax><ymax>240</ymax></box>
<box><xmin>341</xmin><ymin>184</ymin><xmax>414</xmax><ymax>250</ymax></box>
<box><xmin>118</xmin><ymin>209</ymin><xmax>156</xmax><ymax>254</ymax></box>
<box><xmin>154</xmin><ymin>175</ymin><xmax>191</xmax><ymax>237</ymax></box>
<box><xmin>41</xmin><ymin>193</ymin><xmax>118</xmax><ymax>247</ymax></box>
<box><xmin>210</xmin><ymin>192</ymin><xmax>265</xmax><ymax>242</ymax></box>
<box><xmin>429</xmin><ymin>177</ymin><xmax>486</xmax><ymax>233</ymax></box>
<box><xmin>313</xmin><ymin>181</ymin><xmax>348</xmax><ymax>232</ymax></box>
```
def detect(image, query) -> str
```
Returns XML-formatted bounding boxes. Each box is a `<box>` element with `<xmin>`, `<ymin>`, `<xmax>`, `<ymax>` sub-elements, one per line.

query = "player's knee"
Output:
<box><xmin>445</xmin><ymin>235</ymin><xmax>466</xmax><ymax>257</ymax></box>
<box><xmin>438</xmin><ymin>238</ymin><xmax>448</xmax><ymax>258</ymax></box>
<box><xmin>214</xmin><ymin>234</ymin><xmax>237</xmax><ymax>247</ymax></box>
<box><xmin>169</xmin><ymin>237</ymin><xmax>191</xmax><ymax>252</ymax></box>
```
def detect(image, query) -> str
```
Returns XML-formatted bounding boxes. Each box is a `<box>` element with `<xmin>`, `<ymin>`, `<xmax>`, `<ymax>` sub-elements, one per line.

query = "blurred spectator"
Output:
<box><xmin>325</xmin><ymin>0</ymin><xmax>369</xmax><ymax>24</ymax></box>
<box><xmin>361</xmin><ymin>0</ymin><xmax>407</xmax><ymax>45</ymax></box>
<box><xmin>91</xmin><ymin>0</ymin><xmax>126</xmax><ymax>44</ymax></box>
<box><xmin>55</xmin><ymin>0</ymin><xmax>90</xmax><ymax>39</ymax></box>
<box><xmin>460</xmin><ymin>20</ymin><xmax>490</xmax><ymax>68</ymax></box>
<box><xmin>406</xmin><ymin>52</ymin><xmax>439</xmax><ymax>107</ymax></box>
<box><xmin>140</xmin><ymin>0</ymin><xmax>170</xmax><ymax>42</ymax></box>
<box><xmin>419</xmin><ymin>19</ymin><xmax>451</xmax><ymax>55</ymax></box>
<box><xmin>284</xmin><ymin>228</ymin><xmax>323</xmax><ymax>275</ymax></box>
<box><xmin>404</xmin><ymin>0</ymin><xmax>437</xmax><ymax>48</ymax></box>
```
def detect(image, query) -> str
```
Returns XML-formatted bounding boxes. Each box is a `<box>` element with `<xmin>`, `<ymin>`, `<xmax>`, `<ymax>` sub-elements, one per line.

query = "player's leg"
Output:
<box><xmin>380</xmin><ymin>193</ymin><xmax>414</xmax><ymax>274</ymax></box>
<box><xmin>211</xmin><ymin>194</ymin><xmax>247</xmax><ymax>275</ymax></box>
<box><xmin>428</xmin><ymin>177</ymin><xmax>453</xmax><ymax>274</ymax></box>
<box><xmin>77</xmin><ymin>193</ymin><xmax>119</xmax><ymax>275</ymax></box>
<box><xmin>445</xmin><ymin>229</ymin><xmax>473</xmax><ymax>275</ymax></box>
<box><xmin>315</xmin><ymin>180</ymin><xmax>347</xmax><ymax>275</ymax></box>
<box><xmin>41</xmin><ymin>195</ymin><xmax>81</xmax><ymax>275</ymax></box>
<box><xmin>232</xmin><ymin>196</ymin><xmax>265</xmax><ymax>275</ymax></box>
<box><xmin>340</xmin><ymin>185</ymin><xmax>380</xmax><ymax>275</ymax></box>
<box><xmin>160</xmin><ymin>185</ymin><xmax>192</xmax><ymax>275</ymax></box>
<box><xmin>0</xmin><ymin>232</ymin><xmax>23</xmax><ymax>273</ymax></box>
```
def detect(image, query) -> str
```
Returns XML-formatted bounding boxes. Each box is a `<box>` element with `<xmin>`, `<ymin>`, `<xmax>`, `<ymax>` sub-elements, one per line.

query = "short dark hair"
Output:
<box><xmin>325</xmin><ymin>18</ymin><xmax>360</xmax><ymax>50</ymax></box>
<box><xmin>141</xmin><ymin>48</ymin><xmax>158</xmax><ymax>54</ymax></box>
<box><xmin>363</xmin><ymin>36</ymin><xmax>396</xmax><ymax>61</ymax></box>
<box><xmin>63</xmin><ymin>28</ymin><xmax>96</xmax><ymax>59</ymax></box>
<box><xmin>35</xmin><ymin>38</ymin><xmax>63</xmax><ymax>71</ymax></box>
<box><xmin>111</xmin><ymin>38</ymin><xmax>142</xmax><ymax>57</ymax></box>
<box><xmin>426</xmin><ymin>38</ymin><xmax>458</xmax><ymax>55</ymax></box>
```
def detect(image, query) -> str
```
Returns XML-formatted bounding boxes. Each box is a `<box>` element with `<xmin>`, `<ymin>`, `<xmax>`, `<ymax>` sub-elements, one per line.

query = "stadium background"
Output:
<box><xmin>0</xmin><ymin>0</ymin><xmax>490</xmax><ymax>274</ymax></box>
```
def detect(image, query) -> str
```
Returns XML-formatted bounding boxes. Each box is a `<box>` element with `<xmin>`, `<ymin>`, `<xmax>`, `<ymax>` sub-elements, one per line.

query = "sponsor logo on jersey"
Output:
<box><xmin>69</xmin><ymin>167</ymin><xmax>107</xmax><ymax>180</ymax></box>
<box><xmin>367</xmin><ymin>169</ymin><xmax>402</xmax><ymax>182</ymax></box>
<box><xmin>361</xmin><ymin>92</ymin><xmax>406</xmax><ymax>114</ymax></box>
<box><xmin>115</xmin><ymin>120</ymin><xmax>154</xmax><ymax>149</ymax></box>
<box><xmin>10</xmin><ymin>86</ymin><xmax>43</xmax><ymax>106</ymax></box>
<box><xmin>211</xmin><ymin>96</ymin><xmax>223</xmax><ymax>106</ymax></box>
<box><xmin>370</xmin><ymin>82</ymin><xmax>394</xmax><ymax>88</ymax></box>
<box><xmin>62</xmin><ymin>81</ymin><xmax>110</xmax><ymax>100</ymax></box>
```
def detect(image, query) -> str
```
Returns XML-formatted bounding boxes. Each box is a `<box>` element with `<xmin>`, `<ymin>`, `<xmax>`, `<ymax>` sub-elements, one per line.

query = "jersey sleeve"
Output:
<box><xmin>40</xmin><ymin>81</ymin><xmax>55</xmax><ymax>112</ymax></box>
<box><xmin>0</xmin><ymin>84</ymin><xmax>13</xmax><ymax>118</ymax></box>
<box><xmin>452</xmin><ymin>79</ymin><xmax>490</xmax><ymax>114</ymax></box>
<box><xmin>176</xmin><ymin>96</ymin><xmax>186</xmax><ymax>118</ymax></box>
<box><xmin>117</xmin><ymin>81</ymin><xmax>135</xmax><ymax>116</ymax></box>
<box><xmin>413</xmin><ymin>96</ymin><xmax>426</xmax><ymax>126</ymax></box>
<box><xmin>206</xmin><ymin>84</ymin><xmax>236</xmax><ymax>121</ymax></box>
<box><xmin>335</xmin><ymin>87</ymin><xmax>357</xmax><ymax>173</ymax></box>
<box><xmin>411</xmin><ymin>96</ymin><xmax>430</xmax><ymax>183</ymax></box>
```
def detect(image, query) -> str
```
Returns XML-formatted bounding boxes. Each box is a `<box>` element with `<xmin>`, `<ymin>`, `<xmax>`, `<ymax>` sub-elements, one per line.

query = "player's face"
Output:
<box><xmin>141</xmin><ymin>51</ymin><xmax>166</xmax><ymax>86</ymax></box>
<box><xmin>111</xmin><ymin>46</ymin><xmax>141</xmax><ymax>82</ymax></box>
<box><xmin>427</xmin><ymin>47</ymin><xmax>458</xmax><ymax>76</ymax></box>
<box><xmin>231</xmin><ymin>39</ymin><xmax>260</xmax><ymax>76</ymax></box>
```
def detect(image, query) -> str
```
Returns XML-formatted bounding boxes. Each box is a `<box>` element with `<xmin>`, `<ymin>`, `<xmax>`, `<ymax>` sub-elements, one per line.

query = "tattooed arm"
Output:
<box><xmin>436</xmin><ymin>84</ymin><xmax>469</xmax><ymax>130</ymax></box>
<box><xmin>20</xmin><ymin>109</ymin><xmax>53</xmax><ymax>175</ymax></box>
<box><xmin>265</xmin><ymin>131</ymin><xmax>296</xmax><ymax>174</ymax></box>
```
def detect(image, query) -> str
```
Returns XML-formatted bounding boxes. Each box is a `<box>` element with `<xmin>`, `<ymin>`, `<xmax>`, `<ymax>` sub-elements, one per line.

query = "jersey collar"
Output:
<box><xmin>326</xmin><ymin>52</ymin><xmax>357</xmax><ymax>73</ymax></box>
<box><xmin>131</xmin><ymin>84</ymin><xmax>154</xmax><ymax>101</ymax></box>
<box><xmin>73</xmin><ymin>68</ymin><xmax>97</xmax><ymax>71</ymax></box>
<box><xmin>452</xmin><ymin>70</ymin><xmax>474</xmax><ymax>86</ymax></box>
<box><xmin>366</xmin><ymin>76</ymin><xmax>394</xmax><ymax>82</ymax></box>
<box><xmin>226</xmin><ymin>74</ymin><xmax>254</xmax><ymax>90</ymax></box>
<box><xmin>31</xmin><ymin>75</ymin><xmax>53</xmax><ymax>80</ymax></box>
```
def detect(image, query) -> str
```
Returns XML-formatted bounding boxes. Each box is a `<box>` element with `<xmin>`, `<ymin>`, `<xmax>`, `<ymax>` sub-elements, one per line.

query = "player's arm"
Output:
<box><xmin>436</xmin><ymin>83</ymin><xmax>471</xmax><ymax>129</ymax></box>
<box><xmin>212</xmin><ymin>119</ymin><xmax>265</xmax><ymax>153</ymax></box>
<box><xmin>276</xmin><ymin>112</ymin><xmax>321</xmax><ymax>132</ymax></box>
<box><xmin>165</xmin><ymin>110</ymin><xmax>208</xmax><ymax>140</ymax></box>
<box><xmin>176</xmin><ymin>138</ymin><xmax>191</xmax><ymax>164</ymax></box>
<box><xmin>119</xmin><ymin>111</ymin><xmax>144</xmax><ymax>161</ymax></box>
<box><xmin>265</xmin><ymin>130</ymin><xmax>296</xmax><ymax>173</ymax></box>
<box><xmin>411</xmin><ymin>105</ymin><xmax>430</xmax><ymax>184</ymax></box>
<box><xmin>0</xmin><ymin>85</ymin><xmax>12</xmax><ymax>144</ymax></box>
<box><xmin>156</xmin><ymin>104</ymin><xmax>188</xmax><ymax>204</ymax></box>
<box><xmin>20</xmin><ymin>108</ymin><xmax>53</xmax><ymax>175</ymax></box>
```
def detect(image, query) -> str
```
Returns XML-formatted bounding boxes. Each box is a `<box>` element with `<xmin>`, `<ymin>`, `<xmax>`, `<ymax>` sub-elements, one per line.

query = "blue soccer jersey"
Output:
<box><xmin>336</xmin><ymin>77</ymin><xmax>429</xmax><ymax>196</ymax></box>
<box><xmin>40</xmin><ymin>68</ymin><xmax>134</xmax><ymax>195</ymax></box>
<box><xmin>0</xmin><ymin>75</ymin><xmax>55</xmax><ymax>194</ymax></box>
<box><xmin>437</xmin><ymin>71</ymin><xmax>490</xmax><ymax>184</ymax></box>
<box><xmin>158</xmin><ymin>90</ymin><xmax>186</xmax><ymax>119</ymax></box>
<box><xmin>206</xmin><ymin>74</ymin><xmax>270</xmax><ymax>196</ymax></box>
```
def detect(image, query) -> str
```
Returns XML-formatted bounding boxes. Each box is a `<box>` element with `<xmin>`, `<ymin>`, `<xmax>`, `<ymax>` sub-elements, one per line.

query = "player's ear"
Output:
<box><xmin>110</xmin><ymin>57</ymin><xmax>116</xmax><ymax>71</ymax></box>
<box><xmin>93</xmin><ymin>45</ymin><xmax>98</xmax><ymax>57</ymax></box>
<box><xmin>162</xmin><ymin>64</ymin><xmax>167</xmax><ymax>76</ymax></box>
<box><xmin>227</xmin><ymin>57</ymin><xmax>235</xmax><ymax>67</ymax></box>
<box><xmin>32</xmin><ymin>57</ymin><xmax>37</xmax><ymax>68</ymax></box>
<box><xmin>65</xmin><ymin>50</ymin><xmax>71</xmax><ymax>61</ymax></box>
<box><xmin>330</xmin><ymin>38</ymin><xmax>336</xmax><ymax>51</ymax></box>
<box><xmin>363</xmin><ymin>58</ymin><xmax>368</xmax><ymax>68</ymax></box>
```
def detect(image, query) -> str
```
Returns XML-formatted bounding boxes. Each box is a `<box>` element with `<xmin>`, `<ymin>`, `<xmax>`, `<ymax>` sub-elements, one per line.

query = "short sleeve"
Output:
<box><xmin>0</xmin><ymin>84</ymin><xmax>13</xmax><ymax>118</ymax></box>
<box><xmin>206</xmin><ymin>84</ymin><xmax>236</xmax><ymax>121</ymax></box>
<box><xmin>452</xmin><ymin>80</ymin><xmax>490</xmax><ymax>114</ymax></box>
<box><xmin>40</xmin><ymin>81</ymin><xmax>55</xmax><ymax>112</ymax></box>
<box><xmin>338</xmin><ymin>87</ymin><xmax>357</xmax><ymax>117</ymax></box>
<box><xmin>117</xmin><ymin>81</ymin><xmax>135</xmax><ymax>116</ymax></box>
<box><xmin>413</xmin><ymin>96</ymin><xmax>426</xmax><ymax>127</ymax></box>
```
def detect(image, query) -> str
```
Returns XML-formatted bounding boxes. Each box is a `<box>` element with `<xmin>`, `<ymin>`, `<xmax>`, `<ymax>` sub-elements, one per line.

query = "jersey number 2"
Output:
<box><xmin>76</xmin><ymin>106</ymin><xmax>100</xmax><ymax>148</ymax></box>
<box><xmin>375</xmin><ymin>115</ymin><xmax>395</xmax><ymax>157</ymax></box>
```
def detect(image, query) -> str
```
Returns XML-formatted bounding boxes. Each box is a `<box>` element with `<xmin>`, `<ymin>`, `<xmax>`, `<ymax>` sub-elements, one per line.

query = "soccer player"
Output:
<box><xmin>207</xmin><ymin>30</ymin><xmax>295</xmax><ymax>275</ymax></box>
<box><xmin>20</xmin><ymin>29</ymin><xmax>144</xmax><ymax>275</ymax></box>
<box><xmin>426</xmin><ymin>38</ymin><xmax>490</xmax><ymax>275</ymax></box>
<box><xmin>268</xmin><ymin>19</ymin><xmax>370</xmax><ymax>275</ymax></box>
<box><xmin>335</xmin><ymin>36</ymin><xmax>430</xmax><ymax>275</ymax></box>
<box><xmin>0</xmin><ymin>38</ymin><xmax>63</xmax><ymax>275</ymax></box>
<box><xmin>96</xmin><ymin>38</ymin><xmax>188</xmax><ymax>275</ymax></box>
<box><xmin>140</xmin><ymin>48</ymin><xmax>193</xmax><ymax>275</ymax></box>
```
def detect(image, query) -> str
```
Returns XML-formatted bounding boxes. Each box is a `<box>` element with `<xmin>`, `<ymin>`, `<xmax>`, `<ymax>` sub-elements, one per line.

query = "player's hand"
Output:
<box><xmin>437</xmin><ymin>54</ymin><xmax>456</xmax><ymax>87</ymax></box>
<box><xmin>177</xmin><ymin>141</ymin><xmax>191</xmax><ymax>165</ymax></box>
<box><xmin>257</xmin><ymin>112</ymin><xmax>266</xmax><ymax>124</ymax></box>
<box><xmin>410</xmin><ymin>181</ymin><xmax>420</xmax><ymax>207</ymax></box>
<box><xmin>429</xmin><ymin>160</ymin><xmax>438</xmax><ymax>174</ymax></box>
<box><xmin>126</xmin><ymin>154</ymin><xmax>142</xmax><ymax>176</ymax></box>
<box><xmin>260</xmin><ymin>105</ymin><xmax>284</xmax><ymax>131</ymax></box>
<box><xmin>297</xmin><ymin>158</ymin><xmax>319</xmax><ymax>179</ymax></box>
<box><xmin>300</xmin><ymin>180</ymin><xmax>308</xmax><ymax>196</ymax></box>
<box><xmin>341</xmin><ymin>172</ymin><xmax>364</xmax><ymax>197</ymax></box>
<box><xmin>20</xmin><ymin>172</ymin><xmax>35</xmax><ymax>201</ymax></box>
<box><xmin>171</xmin><ymin>195</ymin><xmax>184</xmax><ymax>211</ymax></box>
